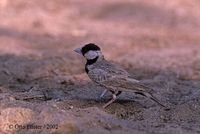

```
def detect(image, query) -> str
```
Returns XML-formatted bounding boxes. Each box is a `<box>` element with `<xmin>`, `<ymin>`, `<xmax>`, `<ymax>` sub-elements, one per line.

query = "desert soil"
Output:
<box><xmin>0</xmin><ymin>0</ymin><xmax>200</xmax><ymax>134</ymax></box>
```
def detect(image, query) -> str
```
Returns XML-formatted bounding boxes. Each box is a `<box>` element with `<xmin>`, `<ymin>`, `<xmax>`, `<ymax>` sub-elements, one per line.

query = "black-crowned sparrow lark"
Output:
<box><xmin>74</xmin><ymin>43</ymin><xmax>167</xmax><ymax>108</ymax></box>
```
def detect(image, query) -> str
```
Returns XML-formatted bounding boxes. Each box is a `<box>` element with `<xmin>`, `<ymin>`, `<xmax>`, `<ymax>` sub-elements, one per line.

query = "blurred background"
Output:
<box><xmin>0</xmin><ymin>0</ymin><xmax>199</xmax><ymax>79</ymax></box>
<box><xmin>0</xmin><ymin>0</ymin><xmax>199</xmax><ymax>89</ymax></box>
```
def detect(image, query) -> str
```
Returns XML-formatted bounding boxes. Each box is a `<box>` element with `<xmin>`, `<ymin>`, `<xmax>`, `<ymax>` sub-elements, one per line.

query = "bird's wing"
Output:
<box><xmin>101</xmin><ymin>76</ymin><xmax>149</xmax><ymax>92</ymax></box>
<box><xmin>88</xmin><ymin>66</ymin><xmax>145</xmax><ymax>92</ymax></box>
<box><xmin>88</xmin><ymin>68</ymin><xmax>113</xmax><ymax>83</ymax></box>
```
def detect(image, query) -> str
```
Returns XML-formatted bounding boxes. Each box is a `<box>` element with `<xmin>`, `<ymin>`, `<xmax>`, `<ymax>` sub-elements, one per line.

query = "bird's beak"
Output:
<box><xmin>74</xmin><ymin>48</ymin><xmax>82</xmax><ymax>55</ymax></box>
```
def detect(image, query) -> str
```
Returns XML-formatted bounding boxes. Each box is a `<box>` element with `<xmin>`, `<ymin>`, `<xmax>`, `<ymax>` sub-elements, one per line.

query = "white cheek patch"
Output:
<box><xmin>84</xmin><ymin>50</ymin><xmax>98</xmax><ymax>59</ymax></box>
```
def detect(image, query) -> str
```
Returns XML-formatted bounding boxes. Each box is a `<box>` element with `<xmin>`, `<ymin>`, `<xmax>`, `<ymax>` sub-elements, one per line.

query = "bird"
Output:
<box><xmin>74</xmin><ymin>43</ymin><xmax>167</xmax><ymax>108</ymax></box>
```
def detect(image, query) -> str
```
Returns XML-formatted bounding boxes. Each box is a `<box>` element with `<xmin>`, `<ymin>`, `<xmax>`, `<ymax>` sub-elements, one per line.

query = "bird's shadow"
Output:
<box><xmin>67</xmin><ymin>92</ymin><xmax>153</xmax><ymax>109</ymax></box>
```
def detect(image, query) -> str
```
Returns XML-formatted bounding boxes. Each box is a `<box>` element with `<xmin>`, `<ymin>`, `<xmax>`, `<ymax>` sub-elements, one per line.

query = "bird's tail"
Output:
<box><xmin>122</xmin><ymin>78</ymin><xmax>169</xmax><ymax>109</ymax></box>
<box><xmin>134</xmin><ymin>91</ymin><xmax>167</xmax><ymax>108</ymax></box>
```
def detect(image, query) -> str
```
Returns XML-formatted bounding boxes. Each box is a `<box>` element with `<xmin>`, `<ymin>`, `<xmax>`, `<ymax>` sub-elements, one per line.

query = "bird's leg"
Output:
<box><xmin>103</xmin><ymin>94</ymin><xmax>117</xmax><ymax>108</ymax></box>
<box><xmin>100</xmin><ymin>89</ymin><xmax>108</xmax><ymax>98</ymax></box>
<box><xmin>103</xmin><ymin>91</ymin><xmax>121</xmax><ymax>108</ymax></box>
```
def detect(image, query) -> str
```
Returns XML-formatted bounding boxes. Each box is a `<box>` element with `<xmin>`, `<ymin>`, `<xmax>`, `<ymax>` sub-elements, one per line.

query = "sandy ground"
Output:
<box><xmin>0</xmin><ymin>0</ymin><xmax>200</xmax><ymax>134</ymax></box>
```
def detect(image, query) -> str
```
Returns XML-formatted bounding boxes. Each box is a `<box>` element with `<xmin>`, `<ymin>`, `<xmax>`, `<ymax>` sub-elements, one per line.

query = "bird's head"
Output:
<box><xmin>74</xmin><ymin>43</ymin><xmax>104</xmax><ymax>61</ymax></box>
